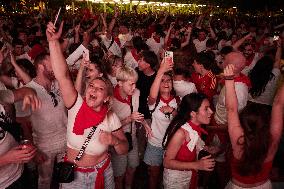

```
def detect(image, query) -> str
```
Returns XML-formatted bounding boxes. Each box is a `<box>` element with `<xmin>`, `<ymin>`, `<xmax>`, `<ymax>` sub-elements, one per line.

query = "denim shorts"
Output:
<box><xmin>111</xmin><ymin>136</ymin><xmax>139</xmax><ymax>177</ymax></box>
<box><xmin>143</xmin><ymin>142</ymin><xmax>165</xmax><ymax>166</ymax></box>
<box><xmin>60</xmin><ymin>158</ymin><xmax>114</xmax><ymax>189</ymax></box>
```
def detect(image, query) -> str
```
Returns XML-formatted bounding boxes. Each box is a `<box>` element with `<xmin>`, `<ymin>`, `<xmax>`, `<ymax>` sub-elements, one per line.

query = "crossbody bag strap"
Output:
<box><xmin>130</xmin><ymin>97</ymin><xmax>133</xmax><ymax>134</ymax></box>
<box><xmin>74</xmin><ymin>126</ymin><xmax>97</xmax><ymax>163</ymax></box>
<box><xmin>108</xmin><ymin>37</ymin><xmax>115</xmax><ymax>49</ymax></box>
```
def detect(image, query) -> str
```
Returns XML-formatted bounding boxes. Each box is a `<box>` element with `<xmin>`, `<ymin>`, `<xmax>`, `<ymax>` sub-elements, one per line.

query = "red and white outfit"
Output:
<box><xmin>212</xmin><ymin>74</ymin><xmax>250</xmax><ymax>162</ymax></box>
<box><xmin>124</xmin><ymin>49</ymin><xmax>140</xmax><ymax>69</ymax></box>
<box><xmin>146</xmin><ymin>36</ymin><xmax>164</xmax><ymax>55</ymax></box>
<box><xmin>65</xmin><ymin>93</ymin><xmax>122</xmax><ymax>189</ymax></box>
<box><xmin>225</xmin><ymin>157</ymin><xmax>273</xmax><ymax>189</ymax></box>
<box><xmin>148</xmin><ymin>96</ymin><xmax>179</xmax><ymax>148</ymax></box>
<box><xmin>110</xmin><ymin>86</ymin><xmax>140</xmax><ymax>177</ymax></box>
<box><xmin>163</xmin><ymin>121</ymin><xmax>207</xmax><ymax>189</ymax></box>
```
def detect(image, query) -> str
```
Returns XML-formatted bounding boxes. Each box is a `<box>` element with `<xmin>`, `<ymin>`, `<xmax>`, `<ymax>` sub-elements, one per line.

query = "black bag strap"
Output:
<box><xmin>74</xmin><ymin>126</ymin><xmax>97</xmax><ymax>163</ymax></box>
<box><xmin>108</xmin><ymin>37</ymin><xmax>115</xmax><ymax>50</ymax></box>
<box><xmin>129</xmin><ymin>97</ymin><xmax>133</xmax><ymax>134</ymax></box>
<box><xmin>149</xmin><ymin>95</ymin><xmax>160</xmax><ymax>117</ymax></box>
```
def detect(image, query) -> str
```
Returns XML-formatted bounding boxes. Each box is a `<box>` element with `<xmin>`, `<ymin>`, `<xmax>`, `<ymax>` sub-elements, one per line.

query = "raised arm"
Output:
<box><xmin>274</xmin><ymin>38</ymin><xmax>282</xmax><ymax>68</ymax></box>
<box><xmin>232</xmin><ymin>33</ymin><xmax>252</xmax><ymax>50</ymax></box>
<box><xmin>46</xmin><ymin>22</ymin><xmax>77</xmax><ymax>108</ymax></box>
<box><xmin>164</xmin><ymin>22</ymin><xmax>175</xmax><ymax>48</ymax></box>
<box><xmin>181</xmin><ymin>26</ymin><xmax>192</xmax><ymax>48</ymax></box>
<box><xmin>224</xmin><ymin>64</ymin><xmax>243</xmax><ymax>156</ymax></box>
<box><xmin>10</xmin><ymin>52</ymin><xmax>31</xmax><ymax>84</ymax></box>
<box><xmin>148</xmin><ymin>58</ymin><xmax>173</xmax><ymax>105</ymax></box>
<box><xmin>159</xmin><ymin>13</ymin><xmax>168</xmax><ymax>25</ymax></box>
<box><xmin>268</xmin><ymin>83</ymin><xmax>284</xmax><ymax>160</ymax></box>
<box><xmin>108</xmin><ymin>8</ymin><xmax>119</xmax><ymax>33</ymax></box>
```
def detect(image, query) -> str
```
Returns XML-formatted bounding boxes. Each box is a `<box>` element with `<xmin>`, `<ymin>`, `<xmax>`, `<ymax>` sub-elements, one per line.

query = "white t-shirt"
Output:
<box><xmin>67</xmin><ymin>94</ymin><xmax>121</xmax><ymax>156</ymax></box>
<box><xmin>249</xmin><ymin>68</ymin><xmax>281</xmax><ymax>105</ymax></box>
<box><xmin>193</xmin><ymin>38</ymin><xmax>209</xmax><ymax>53</ymax></box>
<box><xmin>25</xmin><ymin>80</ymin><xmax>67</xmax><ymax>149</ymax></box>
<box><xmin>111</xmin><ymin>89</ymin><xmax>140</xmax><ymax>135</ymax></box>
<box><xmin>0</xmin><ymin>85</ymin><xmax>23</xmax><ymax>188</ymax></box>
<box><xmin>100</xmin><ymin>35</ymin><xmax>122</xmax><ymax>57</ymax></box>
<box><xmin>214</xmin><ymin>82</ymin><xmax>249</xmax><ymax>125</ymax></box>
<box><xmin>11</xmin><ymin>77</ymin><xmax>31</xmax><ymax>118</ymax></box>
<box><xmin>124</xmin><ymin>50</ymin><xmax>139</xmax><ymax>69</ymax></box>
<box><xmin>146</xmin><ymin>37</ymin><xmax>164</xmax><ymax>55</ymax></box>
<box><xmin>173</xmin><ymin>80</ymin><xmax>197</xmax><ymax>98</ymax></box>
<box><xmin>148</xmin><ymin>98</ymin><xmax>178</xmax><ymax>148</ymax></box>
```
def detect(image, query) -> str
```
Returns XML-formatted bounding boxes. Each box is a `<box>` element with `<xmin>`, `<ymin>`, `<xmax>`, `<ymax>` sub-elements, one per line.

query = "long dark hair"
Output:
<box><xmin>249</xmin><ymin>56</ymin><xmax>274</xmax><ymax>98</ymax></box>
<box><xmin>237</xmin><ymin>103</ymin><xmax>271</xmax><ymax>176</ymax></box>
<box><xmin>162</xmin><ymin>93</ymin><xmax>207</xmax><ymax>148</ymax></box>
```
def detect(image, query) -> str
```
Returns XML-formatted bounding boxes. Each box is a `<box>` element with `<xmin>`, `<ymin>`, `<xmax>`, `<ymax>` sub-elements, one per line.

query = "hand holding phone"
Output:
<box><xmin>164</xmin><ymin>50</ymin><xmax>173</xmax><ymax>60</ymax></box>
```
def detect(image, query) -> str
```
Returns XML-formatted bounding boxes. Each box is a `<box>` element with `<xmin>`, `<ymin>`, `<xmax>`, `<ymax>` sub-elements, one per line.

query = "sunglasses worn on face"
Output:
<box><xmin>49</xmin><ymin>91</ymin><xmax>58</xmax><ymax>107</ymax></box>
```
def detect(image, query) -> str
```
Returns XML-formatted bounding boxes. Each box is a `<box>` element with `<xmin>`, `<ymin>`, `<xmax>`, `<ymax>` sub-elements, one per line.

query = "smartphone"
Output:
<box><xmin>54</xmin><ymin>7</ymin><xmax>62</xmax><ymax>29</ymax></box>
<box><xmin>164</xmin><ymin>51</ymin><xmax>173</xmax><ymax>60</ymax></box>
<box><xmin>83</xmin><ymin>50</ymin><xmax>90</xmax><ymax>61</ymax></box>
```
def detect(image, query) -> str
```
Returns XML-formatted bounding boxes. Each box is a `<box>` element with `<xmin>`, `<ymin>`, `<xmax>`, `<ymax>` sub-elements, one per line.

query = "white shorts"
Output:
<box><xmin>163</xmin><ymin>168</ymin><xmax>192</xmax><ymax>189</ymax></box>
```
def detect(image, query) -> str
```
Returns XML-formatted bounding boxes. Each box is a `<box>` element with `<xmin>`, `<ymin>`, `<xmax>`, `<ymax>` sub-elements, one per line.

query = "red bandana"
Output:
<box><xmin>73</xmin><ymin>100</ymin><xmax>108</xmax><ymax>135</ymax></box>
<box><xmin>245</xmin><ymin>55</ymin><xmax>255</xmax><ymax>66</ymax></box>
<box><xmin>114</xmin><ymin>85</ymin><xmax>131</xmax><ymax>105</ymax></box>
<box><xmin>220</xmin><ymin>73</ymin><xmax>251</xmax><ymax>88</ymax></box>
<box><xmin>160</xmin><ymin>95</ymin><xmax>175</xmax><ymax>106</ymax></box>
<box><xmin>153</xmin><ymin>36</ymin><xmax>160</xmax><ymax>43</ymax></box>
<box><xmin>131</xmin><ymin>49</ymin><xmax>139</xmax><ymax>61</ymax></box>
<box><xmin>188</xmin><ymin>121</ymin><xmax>208</xmax><ymax>136</ymax></box>
<box><xmin>114</xmin><ymin>37</ymin><xmax>121</xmax><ymax>47</ymax></box>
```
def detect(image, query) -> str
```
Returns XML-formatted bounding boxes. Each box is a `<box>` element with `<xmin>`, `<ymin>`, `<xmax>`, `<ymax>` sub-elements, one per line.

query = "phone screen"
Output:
<box><xmin>54</xmin><ymin>7</ymin><xmax>64</xmax><ymax>30</ymax></box>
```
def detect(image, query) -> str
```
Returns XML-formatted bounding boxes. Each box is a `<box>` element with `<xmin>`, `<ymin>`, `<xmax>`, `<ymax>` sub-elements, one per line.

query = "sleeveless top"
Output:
<box><xmin>231</xmin><ymin>156</ymin><xmax>273</xmax><ymax>184</ymax></box>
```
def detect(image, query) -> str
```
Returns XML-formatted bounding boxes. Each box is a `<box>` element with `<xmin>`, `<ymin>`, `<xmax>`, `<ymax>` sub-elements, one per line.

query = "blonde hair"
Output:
<box><xmin>116</xmin><ymin>66</ymin><xmax>138</xmax><ymax>82</ymax></box>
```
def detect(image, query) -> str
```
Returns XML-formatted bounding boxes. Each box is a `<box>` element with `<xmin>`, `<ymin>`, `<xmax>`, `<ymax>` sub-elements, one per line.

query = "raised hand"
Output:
<box><xmin>223</xmin><ymin>64</ymin><xmax>235</xmax><ymax>79</ymax></box>
<box><xmin>46</xmin><ymin>21</ymin><xmax>64</xmax><ymax>41</ymax></box>
<box><xmin>159</xmin><ymin>57</ymin><xmax>174</xmax><ymax>74</ymax></box>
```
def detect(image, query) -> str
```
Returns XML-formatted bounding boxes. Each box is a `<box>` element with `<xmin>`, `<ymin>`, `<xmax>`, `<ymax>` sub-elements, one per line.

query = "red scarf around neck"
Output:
<box><xmin>153</xmin><ymin>36</ymin><xmax>160</xmax><ymax>43</ymax></box>
<box><xmin>131</xmin><ymin>49</ymin><xmax>140</xmax><ymax>61</ymax></box>
<box><xmin>160</xmin><ymin>95</ymin><xmax>175</xmax><ymax>106</ymax></box>
<box><xmin>114</xmin><ymin>85</ymin><xmax>131</xmax><ymax>105</ymax></box>
<box><xmin>188</xmin><ymin>120</ymin><xmax>208</xmax><ymax>136</ymax></box>
<box><xmin>73</xmin><ymin>100</ymin><xmax>108</xmax><ymax>135</ymax></box>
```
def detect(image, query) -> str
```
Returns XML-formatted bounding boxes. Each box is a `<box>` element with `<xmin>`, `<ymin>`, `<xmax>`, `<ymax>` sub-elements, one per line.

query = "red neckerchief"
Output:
<box><xmin>220</xmin><ymin>73</ymin><xmax>251</xmax><ymax>88</ymax></box>
<box><xmin>245</xmin><ymin>54</ymin><xmax>255</xmax><ymax>66</ymax></box>
<box><xmin>153</xmin><ymin>36</ymin><xmax>160</xmax><ymax>43</ymax></box>
<box><xmin>73</xmin><ymin>100</ymin><xmax>108</xmax><ymax>135</ymax></box>
<box><xmin>131</xmin><ymin>49</ymin><xmax>139</xmax><ymax>61</ymax></box>
<box><xmin>160</xmin><ymin>95</ymin><xmax>175</xmax><ymax>106</ymax></box>
<box><xmin>114</xmin><ymin>85</ymin><xmax>131</xmax><ymax>105</ymax></box>
<box><xmin>114</xmin><ymin>37</ymin><xmax>121</xmax><ymax>47</ymax></box>
<box><xmin>188</xmin><ymin>120</ymin><xmax>208</xmax><ymax>136</ymax></box>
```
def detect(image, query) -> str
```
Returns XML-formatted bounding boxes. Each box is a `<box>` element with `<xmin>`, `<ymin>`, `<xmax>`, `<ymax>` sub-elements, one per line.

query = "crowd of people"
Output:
<box><xmin>0</xmin><ymin>8</ymin><xmax>284</xmax><ymax>189</ymax></box>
